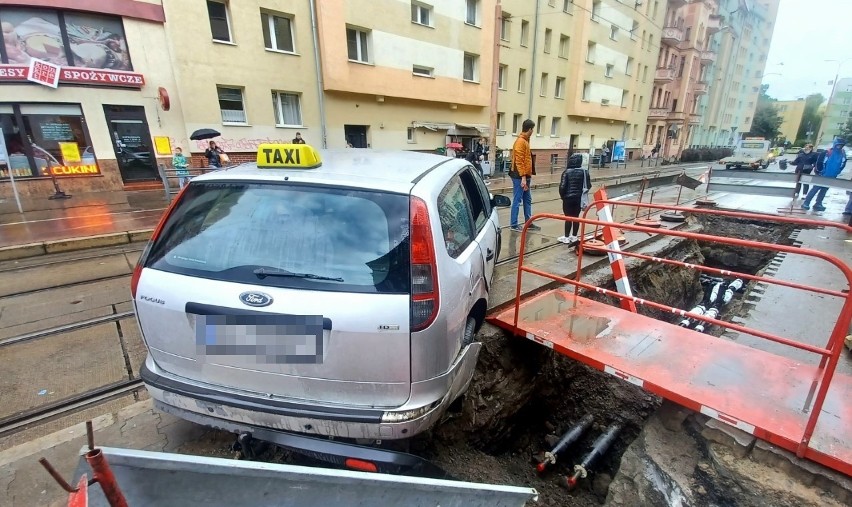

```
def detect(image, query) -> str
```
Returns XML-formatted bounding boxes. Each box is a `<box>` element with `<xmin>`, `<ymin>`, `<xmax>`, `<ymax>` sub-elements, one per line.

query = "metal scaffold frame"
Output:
<box><xmin>487</xmin><ymin>191</ymin><xmax>852</xmax><ymax>476</ymax></box>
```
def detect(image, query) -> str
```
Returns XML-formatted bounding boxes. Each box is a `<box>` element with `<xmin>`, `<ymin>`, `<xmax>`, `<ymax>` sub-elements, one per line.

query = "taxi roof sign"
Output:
<box><xmin>256</xmin><ymin>143</ymin><xmax>322</xmax><ymax>169</ymax></box>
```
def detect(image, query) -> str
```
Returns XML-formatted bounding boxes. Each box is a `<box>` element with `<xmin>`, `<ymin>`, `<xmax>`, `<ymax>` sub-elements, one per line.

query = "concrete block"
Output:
<box><xmin>701</xmin><ymin>418</ymin><xmax>756</xmax><ymax>458</ymax></box>
<box><xmin>656</xmin><ymin>400</ymin><xmax>692</xmax><ymax>432</ymax></box>
<box><xmin>128</xmin><ymin>229</ymin><xmax>154</xmax><ymax>243</ymax></box>
<box><xmin>0</xmin><ymin>242</ymin><xmax>46</xmax><ymax>261</ymax></box>
<box><xmin>44</xmin><ymin>232</ymin><xmax>129</xmax><ymax>254</ymax></box>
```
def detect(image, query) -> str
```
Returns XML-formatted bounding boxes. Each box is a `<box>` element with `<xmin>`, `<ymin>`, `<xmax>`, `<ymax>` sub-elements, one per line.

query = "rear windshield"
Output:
<box><xmin>146</xmin><ymin>181</ymin><xmax>410</xmax><ymax>294</ymax></box>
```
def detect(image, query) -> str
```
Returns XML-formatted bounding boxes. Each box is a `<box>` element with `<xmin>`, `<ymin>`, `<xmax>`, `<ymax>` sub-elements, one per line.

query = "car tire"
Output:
<box><xmin>725</xmin><ymin>164</ymin><xmax>732</xmax><ymax>170</ymax></box>
<box><xmin>462</xmin><ymin>317</ymin><xmax>477</xmax><ymax>347</ymax></box>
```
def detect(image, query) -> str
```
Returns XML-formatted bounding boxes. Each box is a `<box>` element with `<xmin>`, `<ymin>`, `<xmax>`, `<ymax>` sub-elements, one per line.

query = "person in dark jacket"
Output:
<box><xmin>557</xmin><ymin>153</ymin><xmax>592</xmax><ymax>244</ymax></box>
<box><xmin>790</xmin><ymin>144</ymin><xmax>818</xmax><ymax>198</ymax></box>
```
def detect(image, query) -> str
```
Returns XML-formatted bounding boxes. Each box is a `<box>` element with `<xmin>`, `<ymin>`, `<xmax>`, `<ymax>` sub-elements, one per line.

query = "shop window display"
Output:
<box><xmin>0</xmin><ymin>7</ymin><xmax>132</xmax><ymax>71</ymax></box>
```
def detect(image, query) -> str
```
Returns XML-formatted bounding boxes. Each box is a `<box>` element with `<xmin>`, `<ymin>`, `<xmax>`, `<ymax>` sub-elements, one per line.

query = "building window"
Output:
<box><xmin>272</xmin><ymin>91</ymin><xmax>302</xmax><ymax>126</ymax></box>
<box><xmin>555</xmin><ymin>77</ymin><xmax>565</xmax><ymax>98</ymax></box>
<box><xmin>622</xmin><ymin>90</ymin><xmax>629</xmax><ymax>107</ymax></box>
<box><xmin>610</xmin><ymin>25</ymin><xmax>619</xmax><ymax>41</ymax></box>
<box><xmin>463</xmin><ymin>53</ymin><xmax>479</xmax><ymax>82</ymax></box>
<box><xmin>563</xmin><ymin>0</ymin><xmax>574</xmax><ymax>14</ymax></box>
<box><xmin>0</xmin><ymin>9</ymin><xmax>133</xmax><ymax>71</ymax></box>
<box><xmin>465</xmin><ymin>0</ymin><xmax>479</xmax><ymax>25</ymax></box>
<box><xmin>512</xmin><ymin>113</ymin><xmax>522</xmax><ymax>134</ymax></box>
<box><xmin>626</xmin><ymin>57</ymin><xmax>634</xmax><ymax>75</ymax></box>
<box><xmin>544</xmin><ymin>29</ymin><xmax>552</xmax><ymax>53</ymax></box>
<box><xmin>520</xmin><ymin>20</ymin><xmax>529</xmax><ymax>46</ymax></box>
<box><xmin>648</xmin><ymin>35</ymin><xmax>653</xmax><ymax>52</ymax></box>
<box><xmin>500</xmin><ymin>14</ymin><xmax>510</xmax><ymax>40</ymax></box>
<box><xmin>631</xmin><ymin>21</ymin><xmax>639</xmax><ymax>40</ymax></box>
<box><xmin>407</xmin><ymin>127</ymin><xmax>416</xmax><ymax>143</ymax></box>
<box><xmin>606</xmin><ymin>64</ymin><xmax>614</xmax><ymax>78</ymax></box>
<box><xmin>592</xmin><ymin>1</ymin><xmax>601</xmax><ymax>22</ymax></box>
<box><xmin>582</xmin><ymin>81</ymin><xmax>591</xmax><ymax>101</ymax></box>
<box><xmin>411</xmin><ymin>2</ymin><xmax>432</xmax><ymax>26</ymax></box>
<box><xmin>559</xmin><ymin>35</ymin><xmax>570</xmax><ymax>58</ymax></box>
<box><xmin>540</xmin><ymin>73</ymin><xmax>548</xmax><ymax>96</ymax></box>
<box><xmin>536</xmin><ymin>116</ymin><xmax>545</xmax><ymax>136</ymax></box>
<box><xmin>347</xmin><ymin>27</ymin><xmax>370</xmax><ymax>63</ymax></box>
<box><xmin>497</xmin><ymin>112</ymin><xmax>505</xmax><ymax>131</ymax></box>
<box><xmin>587</xmin><ymin>42</ymin><xmax>596</xmax><ymax>63</ymax></box>
<box><xmin>207</xmin><ymin>1</ymin><xmax>232</xmax><ymax>43</ymax></box>
<box><xmin>518</xmin><ymin>68</ymin><xmax>526</xmax><ymax>92</ymax></box>
<box><xmin>413</xmin><ymin>65</ymin><xmax>433</xmax><ymax>77</ymax></box>
<box><xmin>642</xmin><ymin>65</ymin><xmax>648</xmax><ymax>82</ymax></box>
<box><xmin>498</xmin><ymin>65</ymin><xmax>507</xmax><ymax>89</ymax></box>
<box><xmin>261</xmin><ymin>11</ymin><xmax>294</xmax><ymax>52</ymax></box>
<box><xmin>1</xmin><ymin>104</ymin><xmax>97</xmax><ymax>180</ymax></box>
<box><xmin>550</xmin><ymin>117</ymin><xmax>560</xmax><ymax>137</ymax></box>
<box><xmin>638</xmin><ymin>96</ymin><xmax>643</xmax><ymax>110</ymax></box>
<box><xmin>218</xmin><ymin>86</ymin><xmax>247</xmax><ymax>124</ymax></box>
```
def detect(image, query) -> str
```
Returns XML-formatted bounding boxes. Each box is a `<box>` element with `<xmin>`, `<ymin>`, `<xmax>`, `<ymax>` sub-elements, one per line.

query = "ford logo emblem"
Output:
<box><xmin>239</xmin><ymin>291</ymin><xmax>273</xmax><ymax>307</ymax></box>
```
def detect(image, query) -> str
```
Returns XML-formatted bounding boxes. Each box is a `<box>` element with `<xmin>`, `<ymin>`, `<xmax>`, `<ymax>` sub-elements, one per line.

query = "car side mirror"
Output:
<box><xmin>492</xmin><ymin>194</ymin><xmax>511</xmax><ymax>207</ymax></box>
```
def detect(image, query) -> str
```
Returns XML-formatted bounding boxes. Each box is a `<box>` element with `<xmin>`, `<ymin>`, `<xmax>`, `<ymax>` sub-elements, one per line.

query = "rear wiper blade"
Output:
<box><xmin>253</xmin><ymin>268</ymin><xmax>343</xmax><ymax>282</ymax></box>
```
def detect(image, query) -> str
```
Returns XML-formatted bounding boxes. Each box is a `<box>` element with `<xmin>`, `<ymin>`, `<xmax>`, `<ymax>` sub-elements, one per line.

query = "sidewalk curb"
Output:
<box><xmin>0</xmin><ymin>229</ymin><xmax>155</xmax><ymax>262</ymax></box>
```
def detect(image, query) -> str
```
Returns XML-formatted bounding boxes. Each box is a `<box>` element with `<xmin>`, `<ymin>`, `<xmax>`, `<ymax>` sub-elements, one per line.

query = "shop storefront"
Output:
<box><xmin>0</xmin><ymin>2</ymin><xmax>176</xmax><ymax>205</ymax></box>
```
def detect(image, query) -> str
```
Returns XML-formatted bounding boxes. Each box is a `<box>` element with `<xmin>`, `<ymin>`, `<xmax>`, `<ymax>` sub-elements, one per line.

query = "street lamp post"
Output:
<box><xmin>817</xmin><ymin>58</ymin><xmax>852</xmax><ymax>145</ymax></box>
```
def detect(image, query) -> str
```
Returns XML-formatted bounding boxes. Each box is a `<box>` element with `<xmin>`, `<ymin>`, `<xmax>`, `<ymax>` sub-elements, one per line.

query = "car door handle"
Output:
<box><xmin>486</xmin><ymin>248</ymin><xmax>494</xmax><ymax>260</ymax></box>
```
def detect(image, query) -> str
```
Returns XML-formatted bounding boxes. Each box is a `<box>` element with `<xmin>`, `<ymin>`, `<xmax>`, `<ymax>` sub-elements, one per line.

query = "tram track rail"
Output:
<box><xmin>0</xmin><ymin>379</ymin><xmax>145</xmax><ymax>439</ymax></box>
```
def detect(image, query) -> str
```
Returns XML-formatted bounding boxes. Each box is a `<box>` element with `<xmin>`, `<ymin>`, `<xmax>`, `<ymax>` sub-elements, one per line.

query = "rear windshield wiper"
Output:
<box><xmin>253</xmin><ymin>268</ymin><xmax>344</xmax><ymax>282</ymax></box>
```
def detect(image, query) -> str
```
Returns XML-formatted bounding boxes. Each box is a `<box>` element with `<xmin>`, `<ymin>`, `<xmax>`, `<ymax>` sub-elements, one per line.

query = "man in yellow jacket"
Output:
<box><xmin>510</xmin><ymin>119</ymin><xmax>540</xmax><ymax>231</ymax></box>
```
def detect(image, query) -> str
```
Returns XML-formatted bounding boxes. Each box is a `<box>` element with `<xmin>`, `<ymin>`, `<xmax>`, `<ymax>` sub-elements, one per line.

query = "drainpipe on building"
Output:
<box><xmin>309</xmin><ymin>0</ymin><xmax>328</xmax><ymax>148</ymax></box>
<box><xmin>527</xmin><ymin>0</ymin><xmax>541</xmax><ymax>119</ymax></box>
<box><xmin>488</xmin><ymin>1</ymin><xmax>502</xmax><ymax>174</ymax></box>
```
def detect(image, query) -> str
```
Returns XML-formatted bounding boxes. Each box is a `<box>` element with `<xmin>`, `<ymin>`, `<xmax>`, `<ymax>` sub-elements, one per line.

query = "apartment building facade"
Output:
<box><xmin>163</xmin><ymin>0</ymin><xmax>496</xmax><ymax>162</ymax></box>
<box><xmin>494</xmin><ymin>0</ymin><xmax>664</xmax><ymax>166</ymax></box>
<box><xmin>776</xmin><ymin>99</ymin><xmax>805</xmax><ymax>145</ymax></box>
<box><xmin>644</xmin><ymin>0</ymin><xmax>720</xmax><ymax>158</ymax></box>
<box><xmin>693</xmin><ymin>0</ymin><xmax>779</xmax><ymax>147</ymax></box>
<box><xmin>817</xmin><ymin>78</ymin><xmax>852</xmax><ymax>146</ymax></box>
<box><xmin>0</xmin><ymin>0</ymin><xmax>186</xmax><ymax>203</ymax></box>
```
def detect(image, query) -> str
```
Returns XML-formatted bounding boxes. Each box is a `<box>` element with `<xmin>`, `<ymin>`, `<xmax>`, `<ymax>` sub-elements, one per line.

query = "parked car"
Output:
<box><xmin>133</xmin><ymin>143</ymin><xmax>510</xmax><ymax>455</ymax></box>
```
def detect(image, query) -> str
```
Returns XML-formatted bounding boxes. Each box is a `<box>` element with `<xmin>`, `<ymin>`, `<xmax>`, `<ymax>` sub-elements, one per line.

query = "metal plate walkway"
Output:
<box><xmin>487</xmin><ymin>290</ymin><xmax>852</xmax><ymax>475</ymax></box>
<box><xmin>487</xmin><ymin>191</ymin><xmax>852</xmax><ymax>477</ymax></box>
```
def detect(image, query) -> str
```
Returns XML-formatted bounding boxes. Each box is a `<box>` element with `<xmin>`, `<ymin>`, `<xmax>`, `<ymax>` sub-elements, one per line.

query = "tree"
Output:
<box><xmin>796</xmin><ymin>93</ymin><xmax>825</xmax><ymax>143</ymax></box>
<box><xmin>838</xmin><ymin>117</ymin><xmax>852</xmax><ymax>142</ymax></box>
<box><xmin>745</xmin><ymin>85</ymin><xmax>783</xmax><ymax>140</ymax></box>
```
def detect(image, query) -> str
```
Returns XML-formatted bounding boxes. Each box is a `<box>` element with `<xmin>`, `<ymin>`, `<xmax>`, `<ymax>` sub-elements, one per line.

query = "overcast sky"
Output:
<box><xmin>763</xmin><ymin>0</ymin><xmax>852</xmax><ymax>101</ymax></box>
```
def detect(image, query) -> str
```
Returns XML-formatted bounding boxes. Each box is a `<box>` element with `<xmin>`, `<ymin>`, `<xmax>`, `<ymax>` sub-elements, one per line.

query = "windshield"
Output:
<box><xmin>145</xmin><ymin>181</ymin><xmax>410</xmax><ymax>294</ymax></box>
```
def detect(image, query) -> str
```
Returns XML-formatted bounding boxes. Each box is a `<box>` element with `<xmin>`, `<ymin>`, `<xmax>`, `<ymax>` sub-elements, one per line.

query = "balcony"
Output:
<box><xmin>693</xmin><ymin>81</ymin><xmax>708</xmax><ymax>95</ymax></box>
<box><xmin>667</xmin><ymin>111</ymin><xmax>686</xmax><ymax>122</ymax></box>
<box><xmin>668</xmin><ymin>0</ymin><xmax>688</xmax><ymax>6</ymax></box>
<box><xmin>655</xmin><ymin>67</ymin><xmax>676</xmax><ymax>83</ymax></box>
<box><xmin>648</xmin><ymin>108</ymin><xmax>668</xmax><ymax>119</ymax></box>
<box><xmin>706</xmin><ymin>15</ymin><xmax>722</xmax><ymax>34</ymax></box>
<box><xmin>700</xmin><ymin>51</ymin><xmax>716</xmax><ymax>64</ymax></box>
<box><xmin>689</xmin><ymin>114</ymin><xmax>702</xmax><ymax>125</ymax></box>
<box><xmin>661</xmin><ymin>27</ymin><xmax>684</xmax><ymax>47</ymax></box>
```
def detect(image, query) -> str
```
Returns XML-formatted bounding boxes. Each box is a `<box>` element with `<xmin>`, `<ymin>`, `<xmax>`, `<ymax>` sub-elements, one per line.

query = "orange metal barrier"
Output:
<box><xmin>492</xmin><ymin>199</ymin><xmax>852</xmax><ymax>475</ymax></box>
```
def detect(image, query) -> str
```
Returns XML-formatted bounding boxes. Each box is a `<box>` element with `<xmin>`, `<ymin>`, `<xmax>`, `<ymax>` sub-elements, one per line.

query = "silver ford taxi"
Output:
<box><xmin>134</xmin><ymin>143</ymin><xmax>509</xmax><ymax>450</ymax></box>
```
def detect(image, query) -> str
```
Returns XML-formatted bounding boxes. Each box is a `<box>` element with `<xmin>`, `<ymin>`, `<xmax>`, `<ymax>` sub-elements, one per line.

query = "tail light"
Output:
<box><xmin>131</xmin><ymin>185</ymin><xmax>189</xmax><ymax>299</ymax></box>
<box><xmin>344</xmin><ymin>458</ymin><xmax>379</xmax><ymax>473</ymax></box>
<box><xmin>410</xmin><ymin>197</ymin><xmax>439</xmax><ymax>331</ymax></box>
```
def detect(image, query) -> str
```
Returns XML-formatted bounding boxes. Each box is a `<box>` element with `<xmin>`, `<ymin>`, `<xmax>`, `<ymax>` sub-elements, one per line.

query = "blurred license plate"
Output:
<box><xmin>195</xmin><ymin>314</ymin><xmax>325</xmax><ymax>364</ymax></box>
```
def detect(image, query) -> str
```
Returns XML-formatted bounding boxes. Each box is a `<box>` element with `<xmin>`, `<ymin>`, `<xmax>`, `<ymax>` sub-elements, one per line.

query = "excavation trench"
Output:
<box><xmin>415</xmin><ymin>215</ymin><xmax>802</xmax><ymax>506</ymax></box>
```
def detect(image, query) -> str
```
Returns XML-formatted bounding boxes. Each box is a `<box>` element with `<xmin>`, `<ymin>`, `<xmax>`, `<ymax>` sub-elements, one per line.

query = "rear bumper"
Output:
<box><xmin>141</xmin><ymin>342</ymin><xmax>480</xmax><ymax>441</ymax></box>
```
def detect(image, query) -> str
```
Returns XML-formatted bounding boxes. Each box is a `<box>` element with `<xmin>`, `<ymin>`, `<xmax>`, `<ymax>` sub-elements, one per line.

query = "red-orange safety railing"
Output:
<box><xmin>511</xmin><ymin>202</ymin><xmax>852</xmax><ymax>461</ymax></box>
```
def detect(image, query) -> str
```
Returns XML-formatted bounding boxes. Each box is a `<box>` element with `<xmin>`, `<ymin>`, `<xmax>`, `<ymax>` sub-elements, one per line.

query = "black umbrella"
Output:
<box><xmin>190</xmin><ymin>128</ymin><xmax>221</xmax><ymax>141</ymax></box>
